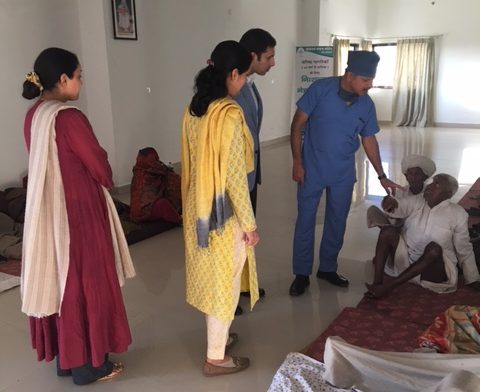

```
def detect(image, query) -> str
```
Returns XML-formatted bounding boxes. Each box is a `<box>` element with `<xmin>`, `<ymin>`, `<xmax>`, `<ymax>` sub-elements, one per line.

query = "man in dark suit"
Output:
<box><xmin>235</xmin><ymin>28</ymin><xmax>276</xmax><ymax>214</ymax></box>
<box><xmin>234</xmin><ymin>28</ymin><xmax>276</xmax><ymax>313</ymax></box>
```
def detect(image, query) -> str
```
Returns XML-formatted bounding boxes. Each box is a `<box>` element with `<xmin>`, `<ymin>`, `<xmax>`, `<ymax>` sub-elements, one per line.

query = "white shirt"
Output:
<box><xmin>395</xmin><ymin>184</ymin><xmax>425</xmax><ymax>202</ymax></box>
<box><xmin>387</xmin><ymin>197</ymin><xmax>479</xmax><ymax>292</ymax></box>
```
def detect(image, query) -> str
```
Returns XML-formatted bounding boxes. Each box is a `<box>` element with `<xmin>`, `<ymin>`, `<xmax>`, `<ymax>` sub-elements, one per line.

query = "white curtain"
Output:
<box><xmin>360</xmin><ymin>39</ymin><xmax>372</xmax><ymax>51</ymax></box>
<box><xmin>390</xmin><ymin>126</ymin><xmax>427</xmax><ymax>184</ymax></box>
<box><xmin>333</xmin><ymin>38</ymin><xmax>350</xmax><ymax>76</ymax></box>
<box><xmin>392</xmin><ymin>38</ymin><xmax>435</xmax><ymax>127</ymax></box>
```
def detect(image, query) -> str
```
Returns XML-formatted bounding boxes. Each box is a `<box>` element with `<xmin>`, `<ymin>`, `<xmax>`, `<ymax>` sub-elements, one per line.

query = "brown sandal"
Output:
<box><xmin>203</xmin><ymin>356</ymin><xmax>250</xmax><ymax>377</ymax></box>
<box><xmin>225</xmin><ymin>332</ymin><xmax>239</xmax><ymax>351</ymax></box>
<box><xmin>97</xmin><ymin>362</ymin><xmax>124</xmax><ymax>382</ymax></box>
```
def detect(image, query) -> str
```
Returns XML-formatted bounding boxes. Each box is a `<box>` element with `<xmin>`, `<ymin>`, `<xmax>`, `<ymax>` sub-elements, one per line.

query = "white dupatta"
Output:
<box><xmin>21</xmin><ymin>100</ymin><xmax>135</xmax><ymax>317</ymax></box>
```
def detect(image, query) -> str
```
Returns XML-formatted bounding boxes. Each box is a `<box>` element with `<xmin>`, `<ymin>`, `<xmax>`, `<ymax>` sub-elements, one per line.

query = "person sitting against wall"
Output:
<box><xmin>365</xmin><ymin>173</ymin><xmax>480</xmax><ymax>299</ymax></box>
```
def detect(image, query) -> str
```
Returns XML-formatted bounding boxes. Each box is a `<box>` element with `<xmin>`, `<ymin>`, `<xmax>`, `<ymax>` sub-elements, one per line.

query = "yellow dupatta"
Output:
<box><xmin>181</xmin><ymin>98</ymin><xmax>254</xmax><ymax>247</ymax></box>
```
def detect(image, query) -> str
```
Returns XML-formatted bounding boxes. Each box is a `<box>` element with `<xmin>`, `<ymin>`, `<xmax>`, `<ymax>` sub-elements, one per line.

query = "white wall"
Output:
<box><xmin>141</xmin><ymin>0</ymin><xmax>299</xmax><ymax>187</ymax></box>
<box><xmin>297</xmin><ymin>0</ymin><xmax>321</xmax><ymax>46</ymax></box>
<box><xmin>318</xmin><ymin>0</ymin><xmax>370</xmax><ymax>46</ymax></box>
<box><xmin>77</xmin><ymin>0</ymin><xmax>117</xmax><ymax>175</ymax></box>
<box><xmin>3</xmin><ymin>0</ymin><xmax>478</xmax><ymax>188</ymax></box>
<box><xmin>0</xmin><ymin>0</ymin><xmax>83</xmax><ymax>187</ymax></box>
<box><xmin>104</xmin><ymin>0</ymin><xmax>154</xmax><ymax>186</ymax></box>
<box><xmin>369</xmin><ymin>0</ymin><xmax>480</xmax><ymax>125</ymax></box>
<box><xmin>0</xmin><ymin>0</ymin><xmax>301</xmax><ymax>187</ymax></box>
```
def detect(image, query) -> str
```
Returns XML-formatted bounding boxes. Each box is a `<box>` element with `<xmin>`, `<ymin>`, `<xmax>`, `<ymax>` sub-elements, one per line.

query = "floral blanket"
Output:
<box><xmin>418</xmin><ymin>305</ymin><xmax>480</xmax><ymax>353</ymax></box>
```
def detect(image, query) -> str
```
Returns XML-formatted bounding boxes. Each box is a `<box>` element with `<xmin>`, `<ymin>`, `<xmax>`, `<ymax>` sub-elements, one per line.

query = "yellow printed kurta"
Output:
<box><xmin>182</xmin><ymin>100</ymin><xmax>258</xmax><ymax>321</ymax></box>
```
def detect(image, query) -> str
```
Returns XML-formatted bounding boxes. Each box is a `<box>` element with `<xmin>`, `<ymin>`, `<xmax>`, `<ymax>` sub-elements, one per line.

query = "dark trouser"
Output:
<box><xmin>57</xmin><ymin>355</ymin><xmax>113</xmax><ymax>385</ymax></box>
<box><xmin>249</xmin><ymin>183</ymin><xmax>258</xmax><ymax>216</ymax></box>
<box><xmin>238</xmin><ymin>181</ymin><xmax>258</xmax><ymax>300</ymax></box>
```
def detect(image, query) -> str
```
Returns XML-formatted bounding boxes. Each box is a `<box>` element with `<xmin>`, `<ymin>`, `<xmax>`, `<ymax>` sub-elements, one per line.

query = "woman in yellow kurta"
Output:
<box><xmin>181</xmin><ymin>41</ymin><xmax>260</xmax><ymax>377</ymax></box>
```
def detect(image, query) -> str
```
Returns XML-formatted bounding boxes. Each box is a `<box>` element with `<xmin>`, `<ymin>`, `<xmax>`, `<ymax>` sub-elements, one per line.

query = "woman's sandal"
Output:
<box><xmin>97</xmin><ymin>362</ymin><xmax>124</xmax><ymax>382</ymax></box>
<box><xmin>225</xmin><ymin>332</ymin><xmax>239</xmax><ymax>351</ymax></box>
<box><xmin>203</xmin><ymin>356</ymin><xmax>250</xmax><ymax>377</ymax></box>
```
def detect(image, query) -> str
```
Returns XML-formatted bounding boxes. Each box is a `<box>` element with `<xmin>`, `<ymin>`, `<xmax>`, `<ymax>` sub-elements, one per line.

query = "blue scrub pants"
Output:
<box><xmin>292</xmin><ymin>177</ymin><xmax>354</xmax><ymax>276</ymax></box>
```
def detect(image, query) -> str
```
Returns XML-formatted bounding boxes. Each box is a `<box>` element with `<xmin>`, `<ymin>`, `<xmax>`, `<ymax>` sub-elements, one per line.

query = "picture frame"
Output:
<box><xmin>112</xmin><ymin>0</ymin><xmax>137</xmax><ymax>40</ymax></box>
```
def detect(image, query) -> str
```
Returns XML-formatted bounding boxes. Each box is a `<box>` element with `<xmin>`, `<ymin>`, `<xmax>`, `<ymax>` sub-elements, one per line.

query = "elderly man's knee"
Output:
<box><xmin>379</xmin><ymin>226</ymin><xmax>398</xmax><ymax>242</ymax></box>
<box><xmin>424</xmin><ymin>242</ymin><xmax>443</xmax><ymax>260</ymax></box>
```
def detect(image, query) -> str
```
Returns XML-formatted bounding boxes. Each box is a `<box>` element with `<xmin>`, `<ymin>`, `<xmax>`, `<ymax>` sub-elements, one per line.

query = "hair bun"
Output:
<box><xmin>25</xmin><ymin>71</ymin><xmax>44</xmax><ymax>91</ymax></box>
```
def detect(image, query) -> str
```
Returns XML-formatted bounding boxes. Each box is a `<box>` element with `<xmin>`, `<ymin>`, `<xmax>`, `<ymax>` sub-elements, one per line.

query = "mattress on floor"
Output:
<box><xmin>303</xmin><ymin>307</ymin><xmax>427</xmax><ymax>362</ymax></box>
<box><xmin>357</xmin><ymin>280</ymin><xmax>480</xmax><ymax>327</ymax></box>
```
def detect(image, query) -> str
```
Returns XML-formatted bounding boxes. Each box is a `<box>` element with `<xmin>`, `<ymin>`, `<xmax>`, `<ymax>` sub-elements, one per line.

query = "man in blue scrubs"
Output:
<box><xmin>289</xmin><ymin>51</ymin><xmax>399</xmax><ymax>296</ymax></box>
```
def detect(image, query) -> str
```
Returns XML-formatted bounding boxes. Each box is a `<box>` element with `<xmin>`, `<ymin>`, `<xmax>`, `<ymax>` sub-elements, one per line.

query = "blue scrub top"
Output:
<box><xmin>297</xmin><ymin>77</ymin><xmax>379</xmax><ymax>185</ymax></box>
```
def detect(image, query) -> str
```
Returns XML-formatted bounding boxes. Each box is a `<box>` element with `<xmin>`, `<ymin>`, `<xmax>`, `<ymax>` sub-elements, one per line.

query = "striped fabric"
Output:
<box><xmin>21</xmin><ymin>100</ymin><xmax>135</xmax><ymax>317</ymax></box>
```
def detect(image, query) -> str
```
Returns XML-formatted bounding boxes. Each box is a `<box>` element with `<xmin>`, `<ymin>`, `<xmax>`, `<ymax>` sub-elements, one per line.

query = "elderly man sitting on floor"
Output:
<box><xmin>366</xmin><ymin>173</ymin><xmax>480</xmax><ymax>298</ymax></box>
<box><xmin>367</xmin><ymin>154</ymin><xmax>436</xmax><ymax>229</ymax></box>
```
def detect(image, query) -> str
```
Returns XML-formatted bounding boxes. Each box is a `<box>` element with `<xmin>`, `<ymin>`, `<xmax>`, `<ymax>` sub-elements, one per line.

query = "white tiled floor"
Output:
<box><xmin>1</xmin><ymin>125</ymin><xmax>480</xmax><ymax>391</ymax></box>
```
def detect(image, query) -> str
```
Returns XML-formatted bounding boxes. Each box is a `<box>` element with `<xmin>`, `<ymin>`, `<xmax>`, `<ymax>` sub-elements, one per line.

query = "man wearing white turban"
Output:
<box><xmin>366</xmin><ymin>173</ymin><xmax>480</xmax><ymax>298</ymax></box>
<box><xmin>367</xmin><ymin>154</ymin><xmax>436</xmax><ymax>228</ymax></box>
<box><xmin>401</xmin><ymin>154</ymin><xmax>436</xmax><ymax>179</ymax></box>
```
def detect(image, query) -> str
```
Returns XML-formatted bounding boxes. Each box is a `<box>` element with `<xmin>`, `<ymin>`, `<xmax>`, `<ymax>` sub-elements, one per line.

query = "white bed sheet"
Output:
<box><xmin>323</xmin><ymin>336</ymin><xmax>480</xmax><ymax>392</ymax></box>
<box><xmin>268</xmin><ymin>352</ymin><xmax>359</xmax><ymax>392</ymax></box>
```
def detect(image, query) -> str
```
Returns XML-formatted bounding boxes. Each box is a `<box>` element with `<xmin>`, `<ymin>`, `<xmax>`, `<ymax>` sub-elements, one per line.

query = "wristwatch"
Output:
<box><xmin>378</xmin><ymin>173</ymin><xmax>387</xmax><ymax>180</ymax></box>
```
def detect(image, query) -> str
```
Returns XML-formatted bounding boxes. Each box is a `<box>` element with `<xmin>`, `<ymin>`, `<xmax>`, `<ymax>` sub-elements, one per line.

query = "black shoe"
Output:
<box><xmin>56</xmin><ymin>356</ymin><xmax>72</xmax><ymax>377</ymax></box>
<box><xmin>240</xmin><ymin>288</ymin><xmax>266</xmax><ymax>298</ymax></box>
<box><xmin>235</xmin><ymin>305</ymin><xmax>243</xmax><ymax>316</ymax></box>
<box><xmin>289</xmin><ymin>275</ymin><xmax>310</xmax><ymax>296</ymax></box>
<box><xmin>316</xmin><ymin>271</ymin><xmax>349</xmax><ymax>287</ymax></box>
<box><xmin>57</xmin><ymin>368</ymin><xmax>72</xmax><ymax>377</ymax></box>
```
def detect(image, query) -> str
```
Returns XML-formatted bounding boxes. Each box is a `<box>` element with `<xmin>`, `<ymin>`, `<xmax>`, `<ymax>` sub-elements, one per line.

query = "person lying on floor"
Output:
<box><xmin>367</xmin><ymin>154</ymin><xmax>436</xmax><ymax>229</ymax></box>
<box><xmin>365</xmin><ymin>173</ymin><xmax>480</xmax><ymax>299</ymax></box>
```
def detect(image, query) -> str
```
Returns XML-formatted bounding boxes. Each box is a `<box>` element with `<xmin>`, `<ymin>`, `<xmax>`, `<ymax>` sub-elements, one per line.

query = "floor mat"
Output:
<box><xmin>114</xmin><ymin>198</ymin><xmax>180</xmax><ymax>245</ymax></box>
<box><xmin>357</xmin><ymin>281</ymin><xmax>480</xmax><ymax>326</ymax></box>
<box><xmin>303</xmin><ymin>307</ymin><xmax>426</xmax><ymax>362</ymax></box>
<box><xmin>303</xmin><ymin>276</ymin><xmax>480</xmax><ymax>361</ymax></box>
<box><xmin>0</xmin><ymin>259</ymin><xmax>21</xmax><ymax>276</ymax></box>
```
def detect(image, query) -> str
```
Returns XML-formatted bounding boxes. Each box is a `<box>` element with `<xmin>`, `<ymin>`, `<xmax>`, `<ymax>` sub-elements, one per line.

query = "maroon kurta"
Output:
<box><xmin>24</xmin><ymin>101</ymin><xmax>132</xmax><ymax>369</ymax></box>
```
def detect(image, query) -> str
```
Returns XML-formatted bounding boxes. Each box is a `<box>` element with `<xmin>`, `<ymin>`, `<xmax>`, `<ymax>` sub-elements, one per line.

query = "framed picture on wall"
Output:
<box><xmin>112</xmin><ymin>0</ymin><xmax>137</xmax><ymax>40</ymax></box>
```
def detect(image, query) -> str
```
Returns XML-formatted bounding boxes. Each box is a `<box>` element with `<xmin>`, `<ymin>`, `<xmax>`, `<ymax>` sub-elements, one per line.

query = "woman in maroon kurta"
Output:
<box><xmin>22</xmin><ymin>48</ymin><xmax>132</xmax><ymax>385</ymax></box>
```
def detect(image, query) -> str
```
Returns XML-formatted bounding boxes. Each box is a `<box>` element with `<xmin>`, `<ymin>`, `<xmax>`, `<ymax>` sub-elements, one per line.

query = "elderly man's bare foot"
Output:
<box><xmin>468</xmin><ymin>281</ymin><xmax>480</xmax><ymax>291</ymax></box>
<box><xmin>364</xmin><ymin>283</ymin><xmax>391</xmax><ymax>299</ymax></box>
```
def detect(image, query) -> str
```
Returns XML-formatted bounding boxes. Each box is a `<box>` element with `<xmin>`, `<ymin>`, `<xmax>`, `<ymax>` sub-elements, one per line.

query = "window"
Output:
<box><xmin>372</xmin><ymin>43</ymin><xmax>397</xmax><ymax>89</ymax></box>
<box><xmin>458</xmin><ymin>147</ymin><xmax>480</xmax><ymax>185</ymax></box>
<box><xmin>367</xmin><ymin>161</ymin><xmax>389</xmax><ymax>199</ymax></box>
<box><xmin>349</xmin><ymin>43</ymin><xmax>359</xmax><ymax>51</ymax></box>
